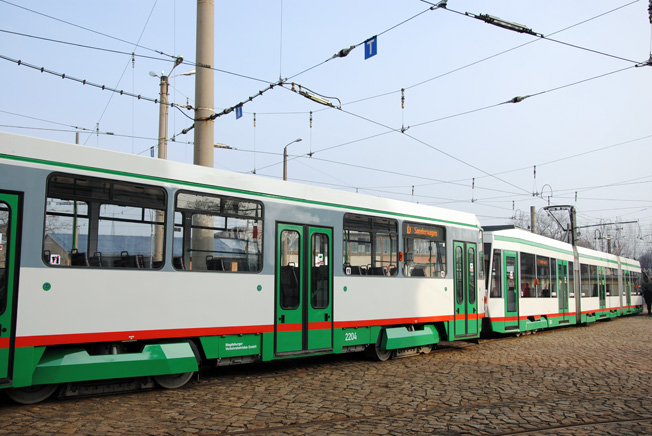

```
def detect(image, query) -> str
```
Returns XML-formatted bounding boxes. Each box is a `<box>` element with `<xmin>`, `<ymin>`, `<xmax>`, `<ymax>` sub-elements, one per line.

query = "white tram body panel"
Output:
<box><xmin>0</xmin><ymin>132</ymin><xmax>483</xmax><ymax>354</ymax></box>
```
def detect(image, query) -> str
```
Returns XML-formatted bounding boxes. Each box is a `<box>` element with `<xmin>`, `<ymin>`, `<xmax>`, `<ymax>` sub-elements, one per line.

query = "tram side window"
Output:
<box><xmin>402</xmin><ymin>222</ymin><xmax>446</xmax><ymax>278</ymax></box>
<box><xmin>520</xmin><ymin>252</ymin><xmax>536</xmax><ymax>298</ymax></box>
<box><xmin>44</xmin><ymin>174</ymin><xmax>166</xmax><ymax>268</ymax></box>
<box><xmin>633</xmin><ymin>272</ymin><xmax>641</xmax><ymax>295</ymax></box>
<box><xmin>0</xmin><ymin>204</ymin><xmax>8</xmax><ymax>315</ymax></box>
<box><xmin>589</xmin><ymin>264</ymin><xmax>599</xmax><ymax>297</ymax></box>
<box><xmin>608</xmin><ymin>267</ymin><xmax>618</xmax><ymax>296</ymax></box>
<box><xmin>173</xmin><ymin>191</ymin><xmax>263</xmax><ymax>272</ymax></box>
<box><xmin>342</xmin><ymin>214</ymin><xmax>398</xmax><ymax>276</ymax></box>
<box><xmin>490</xmin><ymin>250</ymin><xmax>501</xmax><ymax>298</ymax></box>
<box><xmin>580</xmin><ymin>264</ymin><xmax>590</xmax><ymax>297</ymax></box>
<box><xmin>568</xmin><ymin>261</ymin><xmax>574</xmax><ymax>297</ymax></box>
<box><xmin>536</xmin><ymin>256</ymin><xmax>551</xmax><ymax>297</ymax></box>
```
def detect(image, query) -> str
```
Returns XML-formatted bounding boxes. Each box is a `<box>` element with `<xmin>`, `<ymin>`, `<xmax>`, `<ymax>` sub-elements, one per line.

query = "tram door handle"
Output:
<box><xmin>279</xmin><ymin>314</ymin><xmax>285</xmax><ymax>323</ymax></box>
<box><xmin>324</xmin><ymin>313</ymin><xmax>330</xmax><ymax>322</ymax></box>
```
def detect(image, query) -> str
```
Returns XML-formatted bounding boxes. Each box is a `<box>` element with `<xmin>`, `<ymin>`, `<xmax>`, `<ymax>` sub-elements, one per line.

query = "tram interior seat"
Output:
<box><xmin>71</xmin><ymin>249</ymin><xmax>89</xmax><ymax>267</ymax></box>
<box><xmin>411</xmin><ymin>267</ymin><xmax>426</xmax><ymax>277</ymax></box>
<box><xmin>206</xmin><ymin>255</ymin><xmax>224</xmax><ymax>271</ymax></box>
<box><xmin>346</xmin><ymin>265</ymin><xmax>364</xmax><ymax>275</ymax></box>
<box><xmin>43</xmin><ymin>250</ymin><xmax>51</xmax><ymax>264</ymax></box>
<box><xmin>88</xmin><ymin>252</ymin><xmax>103</xmax><ymax>267</ymax></box>
<box><xmin>173</xmin><ymin>256</ymin><xmax>185</xmax><ymax>270</ymax></box>
<box><xmin>116</xmin><ymin>251</ymin><xmax>144</xmax><ymax>268</ymax></box>
<box><xmin>388</xmin><ymin>266</ymin><xmax>397</xmax><ymax>276</ymax></box>
<box><xmin>368</xmin><ymin>266</ymin><xmax>386</xmax><ymax>276</ymax></box>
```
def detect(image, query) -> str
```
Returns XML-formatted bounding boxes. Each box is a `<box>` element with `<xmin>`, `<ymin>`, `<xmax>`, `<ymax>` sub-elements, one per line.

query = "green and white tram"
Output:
<box><xmin>0</xmin><ymin>132</ymin><xmax>484</xmax><ymax>403</ymax></box>
<box><xmin>483</xmin><ymin>227</ymin><xmax>643</xmax><ymax>335</ymax></box>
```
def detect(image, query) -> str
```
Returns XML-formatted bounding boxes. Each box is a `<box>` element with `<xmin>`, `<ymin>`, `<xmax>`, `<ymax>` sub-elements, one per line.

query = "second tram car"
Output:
<box><xmin>483</xmin><ymin>226</ymin><xmax>643</xmax><ymax>335</ymax></box>
<box><xmin>0</xmin><ymin>132</ymin><xmax>485</xmax><ymax>403</ymax></box>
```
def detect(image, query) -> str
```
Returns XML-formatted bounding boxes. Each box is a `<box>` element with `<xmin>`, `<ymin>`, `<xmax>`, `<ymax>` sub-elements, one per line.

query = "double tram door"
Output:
<box><xmin>0</xmin><ymin>193</ymin><xmax>21</xmax><ymax>386</ymax></box>
<box><xmin>275</xmin><ymin>224</ymin><xmax>333</xmax><ymax>355</ymax></box>
<box><xmin>557</xmin><ymin>260</ymin><xmax>570</xmax><ymax>324</ymax></box>
<box><xmin>503</xmin><ymin>251</ymin><xmax>519</xmax><ymax>331</ymax></box>
<box><xmin>453</xmin><ymin>242</ymin><xmax>478</xmax><ymax>338</ymax></box>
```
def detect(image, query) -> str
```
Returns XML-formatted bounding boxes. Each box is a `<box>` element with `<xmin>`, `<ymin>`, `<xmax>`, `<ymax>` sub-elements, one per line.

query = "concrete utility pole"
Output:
<box><xmin>157</xmin><ymin>75</ymin><xmax>169</xmax><ymax>160</ymax></box>
<box><xmin>192</xmin><ymin>0</ymin><xmax>215</xmax><ymax>271</ymax></box>
<box><xmin>194</xmin><ymin>0</ymin><xmax>215</xmax><ymax>168</ymax></box>
<box><xmin>530</xmin><ymin>206</ymin><xmax>536</xmax><ymax>234</ymax></box>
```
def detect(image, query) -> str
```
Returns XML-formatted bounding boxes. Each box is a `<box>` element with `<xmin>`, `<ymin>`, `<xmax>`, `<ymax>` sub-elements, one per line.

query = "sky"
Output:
<box><xmin>1</xmin><ymin>0</ymin><xmax>651</xmax><ymax>256</ymax></box>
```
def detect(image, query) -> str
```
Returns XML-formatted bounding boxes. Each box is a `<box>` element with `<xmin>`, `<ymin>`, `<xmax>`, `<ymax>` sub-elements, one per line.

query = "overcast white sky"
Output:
<box><xmin>1</xmin><ymin>0</ymin><xmax>651</xmax><ymax>254</ymax></box>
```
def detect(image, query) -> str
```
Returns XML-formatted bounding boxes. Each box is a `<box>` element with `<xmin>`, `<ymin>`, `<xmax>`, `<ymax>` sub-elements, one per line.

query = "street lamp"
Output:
<box><xmin>150</xmin><ymin>58</ymin><xmax>194</xmax><ymax>264</ymax></box>
<box><xmin>149</xmin><ymin>57</ymin><xmax>195</xmax><ymax>160</ymax></box>
<box><xmin>283</xmin><ymin>138</ymin><xmax>302</xmax><ymax>181</ymax></box>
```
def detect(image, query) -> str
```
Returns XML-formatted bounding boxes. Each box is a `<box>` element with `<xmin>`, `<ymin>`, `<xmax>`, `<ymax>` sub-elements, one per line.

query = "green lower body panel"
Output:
<box><xmin>200</xmin><ymin>334</ymin><xmax>262</xmax><ymax>359</ymax></box>
<box><xmin>381</xmin><ymin>325</ymin><xmax>439</xmax><ymax>350</ymax></box>
<box><xmin>31</xmin><ymin>343</ymin><xmax>198</xmax><ymax>386</ymax></box>
<box><xmin>524</xmin><ymin>318</ymin><xmax>548</xmax><ymax>330</ymax></box>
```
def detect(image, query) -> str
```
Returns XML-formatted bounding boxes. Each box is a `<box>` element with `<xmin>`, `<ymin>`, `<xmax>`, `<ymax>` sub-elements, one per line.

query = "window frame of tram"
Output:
<box><xmin>490</xmin><ymin>249</ymin><xmax>502</xmax><ymax>298</ymax></box>
<box><xmin>342</xmin><ymin>213</ymin><xmax>398</xmax><ymax>277</ymax></box>
<box><xmin>311</xmin><ymin>232</ymin><xmax>330</xmax><ymax>309</ymax></box>
<box><xmin>402</xmin><ymin>222</ymin><xmax>447</xmax><ymax>278</ymax></box>
<box><xmin>173</xmin><ymin>190</ymin><xmax>263</xmax><ymax>273</ymax></box>
<box><xmin>0</xmin><ymin>203</ymin><xmax>9</xmax><ymax>315</ymax></box>
<box><xmin>43</xmin><ymin>173</ymin><xmax>166</xmax><ymax>269</ymax></box>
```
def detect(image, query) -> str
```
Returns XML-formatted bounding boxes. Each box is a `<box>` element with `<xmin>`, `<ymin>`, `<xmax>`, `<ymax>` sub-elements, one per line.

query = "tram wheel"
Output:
<box><xmin>366</xmin><ymin>345</ymin><xmax>393</xmax><ymax>362</ymax></box>
<box><xmin>5</xmin><ymin>384</ymin><xmax>59</xmax><ymax>405</ymax></box>
<box><xmin>420</xmin><ymin>344</ymin><xmax>433</xmax><ymax>354</ymax></box>
<box><xmin>153</xmin><ymin>372</ymin><xmax>194</xmax><ymax>389</ymax></box>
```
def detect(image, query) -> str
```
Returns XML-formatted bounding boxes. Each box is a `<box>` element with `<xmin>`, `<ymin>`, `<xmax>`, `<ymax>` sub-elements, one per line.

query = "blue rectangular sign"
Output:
<box><xmin>235</xmin><ymin>105</ymin><xmax>243</xmax><ymax>119</ymax></box>
<box><xmin>364</xmin><ymin>36</ymin><xmax>378</xmax><ymax>60</ymax></box>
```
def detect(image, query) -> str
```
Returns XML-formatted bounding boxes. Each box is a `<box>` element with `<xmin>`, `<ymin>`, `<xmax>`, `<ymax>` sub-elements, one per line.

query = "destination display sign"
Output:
<box><xmin>402</xmin><ymin>222</ymin><xmax>445</xmax><ymax>242</ymax></box>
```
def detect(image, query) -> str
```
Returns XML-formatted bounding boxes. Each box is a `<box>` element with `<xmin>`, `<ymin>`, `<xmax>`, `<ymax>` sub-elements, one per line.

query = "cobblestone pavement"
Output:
<box><xmin>1</xmin><ymin>315</ymin><xmax>651</xmax><ymax>435</ymax></box>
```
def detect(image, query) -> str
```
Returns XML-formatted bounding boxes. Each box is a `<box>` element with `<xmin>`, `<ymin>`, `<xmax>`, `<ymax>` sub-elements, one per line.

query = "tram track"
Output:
<box><xmin>218</xmin><ymin>389</ymin><xmax>651</xmax><ymax>435</ymax></box>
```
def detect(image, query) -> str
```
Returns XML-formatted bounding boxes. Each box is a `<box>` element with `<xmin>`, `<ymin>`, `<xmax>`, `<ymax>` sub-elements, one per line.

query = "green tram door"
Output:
<box><xmin>275</xmin><ymin>224</ymin><xmax>333</xmax><ymax>355</ymax></box>
<box><xmin>453</xmin><ymin>241</ymin><xmax>478</xmax><ymax>338</ymax></box>
<box><xmin>0</xmin><ymin>193</ymin><xmax>21</xmax><ymax>386</ymax></box>
<box><xmin>503</xmin><ymin>251</ymin><xmax>519</xmax><ymax>331</ymax></box>
<box><xmin>557</xmin><ymin>260</ymin><xmax>570</xmax><ymax>324</ymax></box>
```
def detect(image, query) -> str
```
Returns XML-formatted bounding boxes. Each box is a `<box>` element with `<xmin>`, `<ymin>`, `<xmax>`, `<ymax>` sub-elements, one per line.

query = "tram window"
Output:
<box><xmin>0</xmin><ymin>204</ymin><xmax>8</xmax><ymax>315</ymax></box>
<box><xmin>568</xmin><ymin>262</ymin><xmax>574</xmax><ymax>297</ymax></box>
<box><xmin>607</xmin><ymin>268</ymin><xmax>617</xmax><ymax>296</ymax></box>
<box><xmin>455</xmin><ymin>246</ymin><xmax>464</xmax><ymax>304</ymax></box>
<box><xmin>536</xmin><ymin>256</ymin><xmax>551</xmax><ymax>298</ymax></box>
<box><xmin>468</xmin><ymin>246</ymin><xmax>476</xmax><ymax>304</ymax></box>
<box><xmin>311</xmin><ymin>233</ymin><xmax>330</xmax><ymax>309</ymax></box>
<box><xmin>173</xmin><ymin>191</ymin><xmax>263</xmax><ymax>272</ymax></box>
<box><xmin>490</xmin><ymin>250</ymin><xmax>501</xmax><ymax>298</ymax></box>
<box><xmin>589</xmin><ymin>264</ymin><xmax>598</xmax><ymax>297</ymax></box>
<box><xmin>342</xmin><ymin>214</ymin><xmax>397</xmax><ymax>276</ymax></box>
<box><xmin>550</xmin><ymin>258</ymin><xmax>557</xmax><ymax>297</ymax></box>
<box><xmin>44</xmin><ymin>174</ymin><xmax>166</xmax><ymax>269</ymax></box>
<box><xmin>580</xmin><ymin>264</ymin><xmax>590</xmax><ymax>297</ymax></box>
<box><xmin>402</xmin><ymin>222</ymin><xmax>446</xmax><ymax>278</ymax></box>
<box><xmin>279</xmin><ymin>230</ymin><xmax>300</xmax><ymax>309</ymax></box>
<box><xmin>520</xmin><ymin>253</ymin><xmax>536</xmax><ymax>298</ymax></box>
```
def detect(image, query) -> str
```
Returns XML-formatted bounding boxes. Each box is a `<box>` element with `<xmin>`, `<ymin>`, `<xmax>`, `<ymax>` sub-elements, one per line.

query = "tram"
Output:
<box><xmin>0</xmin><ymin>132</ymin><xmax>484</xmax><ymax>403</ymax></box>
<box><xmin>483</xmin><ymin>226</ymin><xmax>643</xmax><ymax>335</ymax></box>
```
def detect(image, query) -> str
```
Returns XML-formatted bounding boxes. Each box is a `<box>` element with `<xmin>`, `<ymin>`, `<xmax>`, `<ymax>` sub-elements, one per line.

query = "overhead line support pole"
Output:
<box><xmin>194</xmin><ymin>0</ymin><xmax>215</xmax><ymax>168</ymax></box>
